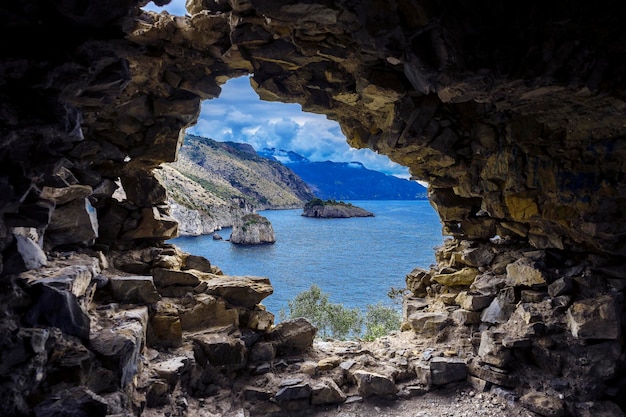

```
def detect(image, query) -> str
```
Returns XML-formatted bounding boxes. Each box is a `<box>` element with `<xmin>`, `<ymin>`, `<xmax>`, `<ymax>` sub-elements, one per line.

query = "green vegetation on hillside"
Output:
<box><xmin>161</xmin><ymin>135</ymin><xmax>316</xmax><ymax>216</ymax></box>
<box><xmin>179</xmin><ymin>171</ymin><xmax>237</xmax><ymax>201</ymax></box>
<box><xmin>304</xmin><ymin>198</ymin><xmax>354</xmax><ymax>208</ymax></box>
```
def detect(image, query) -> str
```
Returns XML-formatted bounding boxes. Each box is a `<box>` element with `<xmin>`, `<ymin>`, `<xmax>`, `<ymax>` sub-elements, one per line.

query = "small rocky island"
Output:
<box><xmin>302</xmin><ymin>198</ymin><xmax>375</xmax><ymax>218</ymax></box>
<box><xmin>229</xmin><ymin>213</ymin><xmax>276</xmax><ymax>244</ymax></box>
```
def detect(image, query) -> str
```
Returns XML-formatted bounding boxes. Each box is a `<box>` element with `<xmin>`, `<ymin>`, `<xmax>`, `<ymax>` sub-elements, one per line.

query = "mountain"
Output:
<box><xmin>257</xmin><ymin>148</ymin><xmax>428</xmax><ymax>200</ymax></box>
<box><xmin>159</xmin><ymin>135</ymin><xmax>315</xmax><ymax>235</ymax></box>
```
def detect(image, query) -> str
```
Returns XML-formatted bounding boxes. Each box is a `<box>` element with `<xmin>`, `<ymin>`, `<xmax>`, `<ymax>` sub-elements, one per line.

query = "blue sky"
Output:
<box><xmin>142</xmin><ymin>0</ymin><xmax>187</xmax><ymax>15</ymax></box>
<box><xmin>142</xmin><ymin>1</ymin><xmax>412</xmax><ymax>178</ymax></box>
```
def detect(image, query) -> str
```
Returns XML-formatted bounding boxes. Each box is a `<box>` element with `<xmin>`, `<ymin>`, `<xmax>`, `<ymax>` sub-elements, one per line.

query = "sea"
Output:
<box><xmin>169</xmin><ymin>200</ymin><xmax>446</xmax><ymax>319</ymax></box>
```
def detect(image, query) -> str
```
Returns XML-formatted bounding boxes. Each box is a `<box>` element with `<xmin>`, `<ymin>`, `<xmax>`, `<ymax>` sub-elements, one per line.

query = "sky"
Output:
<box><xmin>142</xmin><ymin>1</ymin><xmax>412</xmax><ymax>179</ymax></box>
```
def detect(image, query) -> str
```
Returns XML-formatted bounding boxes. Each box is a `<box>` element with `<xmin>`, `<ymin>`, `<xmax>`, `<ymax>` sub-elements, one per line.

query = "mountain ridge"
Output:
<box><xmin>161</xmin><ymin>136</ymin><xmax>428</xmax><ymax>236</ymax></box>
<box><xmin>257</xmin><ymin>147</ymin><xmax>428</xmax><ymax>200</ymax></box>
<box><xmin>160</xmin><ymin>135</ymin><xmax>316</xmax><ymax>235</ymax></box>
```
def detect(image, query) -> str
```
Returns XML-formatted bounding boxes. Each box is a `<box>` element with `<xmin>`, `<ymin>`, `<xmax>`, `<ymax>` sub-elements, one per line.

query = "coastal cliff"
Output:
<box><xmin>160</xmin><ymin>135</ymin><xmax>315</xmax><ymax>235</ymax></box>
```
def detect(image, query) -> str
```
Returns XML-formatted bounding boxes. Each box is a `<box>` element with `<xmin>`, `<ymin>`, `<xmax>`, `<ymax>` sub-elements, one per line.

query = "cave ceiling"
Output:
<box><xmin>3</xmin><ymin>0</ymin><xmax>625</xmax><ymax>258</ymax></box>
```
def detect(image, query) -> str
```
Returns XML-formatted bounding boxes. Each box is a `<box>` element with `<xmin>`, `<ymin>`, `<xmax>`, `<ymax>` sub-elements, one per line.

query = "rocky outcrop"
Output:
<box><xmin>302</xmin><ymin>201</ymin><xmax>374</xmax><ymax>218</ymax></box>
<box><xmin>1</xmin><ymin>0</ymin><xmax>626</xmax><ymax>416</ymax></box>
<box><xmin>229</xmin><ymin>213</ymin><xmax>276</xmax><ymax>244</ymax></box>
<box><xmin>167</xmin><ymin>202</ymin><xmax>226</xmax><ymax>236</ymax></box>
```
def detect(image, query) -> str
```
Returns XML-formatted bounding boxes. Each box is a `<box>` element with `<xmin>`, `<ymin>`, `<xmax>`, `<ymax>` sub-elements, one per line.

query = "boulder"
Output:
<box><xmin>45</xmin><ymin>198</ymin><xmax>99</xmax><ymax>248</ymax></box>
<box><xmin>109</xmin><ymin>276</ymin><xmax>161</xmax><ymax>304</ymax></box>
<box><xmin>229</xmin><ymin>213</ymin><xmax>275</xmax><ymax>244</ymax></box>
<box><xmin>198</xmin><ymin>274</ymin><xmax>273</xmax><ymax>308</ymax></box>
<box><xmin>311</xmin><ymin>378</ymin><xmax>347</xmax><ymax>405</ymax></box>
<box><xmin>267</xmin><ymin>317</ymin><xmax>316</xmax><ymax>355</ymax></box>
<box><xmin>352</xmin><ymin>370</ymin><xmax>397</xmax><ymax>398</ymax></box>
<box><xmin>566</xmin><ymin>294</ymin><xmax>621</xmax><ymax>340</ymax></box>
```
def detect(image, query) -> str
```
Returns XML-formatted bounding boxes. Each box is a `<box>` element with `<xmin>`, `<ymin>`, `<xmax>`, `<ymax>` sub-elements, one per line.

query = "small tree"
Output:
<box><xmin>282</xmin><ymin>284</ymin><xmax>363</xmax><ymax>340</ymax></box>
<box><xmin>326</xmin><ymin>302</ymin><xmax>363</xmax><ymax>340</ymax></box>
<box><xmin>362</xmin><ymin>302</ymin><xmax>402</xmax><ymax>341</ymax></box>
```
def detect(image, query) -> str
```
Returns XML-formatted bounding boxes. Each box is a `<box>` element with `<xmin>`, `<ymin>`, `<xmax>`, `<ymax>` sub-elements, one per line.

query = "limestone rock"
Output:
<box><xmin>302</xmin><ymin>201</ymin><xmax>374</xmax><ymax>218</ymax></box>
<box><xmin>455</xmin><ymin>291</ymin><xmax>493</xmax><ymax>311</ymax></box>
<box><xmin>46</xmin><ymin>198</ymin><xmax>99</xmax><ymax>248</ymax></box>
<box><xmin>121</xmin><ymin>207</ymin><xmax>178</xmax><ymax>241</ymax></box>
<box><xmin>505</xmin><ymin>259</ymin><xmax>547</xmax><ymax>287</ymax></box>
<box><xmin>311</xmin><ymin>378</ymin><xmax>347</xmax><ymax>405</ymax></box>
<box><xmin>147</xmin><ymin>301</ymin><xmax>183</xmax><ymax>348</ymax></box>
<box><xmin>432</xmin><ymin>267</ymin><xmax>479</xmax><ymax>287</ymax></box>
<box><xmin>13</xmin><ymin>234</ymin><xmax>47</xmax><ymax>271</ymax></box>
<box><xmin>267</xmin><ymin>317</ymin><xmax>316</xmax><ymax>355</ymax></box>
<box><xmin>481</xmin><ymin>294</ymin><xmax>515</xmax><ymax>325</ymax></box>
<box><xmin>430</xmin><ymin>357</ymin><xmax>467</xmax><ymax>386</ymax></box>
<box><xmin>566</xmin><ymin>294</ymin><xmax>621</xmax><ymax>340</ymax></box>
<box><xmin>229</xmin><ymin>213</ymin><xmax>275</xmax><ymax>244</ymax></box>
<box><xmin>407</xmin><ymin>312</ymin><xmax>450</xmax><ymax>336</ymax></box>
<box><xmin>402</xmin><ymin>296</ymin><xmax>428</xmax><ymax>319</ymax></box>
<box><xmin>90</xmin><ymin>319</ymin><xmax>146</xmax><ymax>387</ymax></box>
<box><xmin>199</xmin><ymin>274</ymin><xmax>273</xmax><ymax>308</ymax></box>
<box><xmin>451</xmin><ymin>309</ymin><xmax>481</xmax><ymax>325</ymax></box>
<box><xmin>461</xmin><ymin>245</ymin><xmax>495</xmax><ymax>268</ymax></box>
<box><xmin>40</xmin><ymin>184</ymin><xmax>93</xmax><ymax>205</ymax></box>
<box><xmin>178</xmin><ymin>294</ymin><xmax>239</xmax><ymax>330</ymax></box>
<box><xmin>109</xmin><ymin>276</ymin><xmax>162</xmax><ymax>304</ymax></box>
<box><xmin>273</xmin><ymin>383</ymin><xmax>312</xmax><ymax>403</ymax></box>
<box><xmin>478</xmin><ymin>330</ymin><xmax>513</xmax><ymax>369</ymax></box>
<box><xmin>25</xmin><ymin>283</ymin><xmax>90</xmax><ymax>341</ymax></box>
<box><xmin>152</xmin><ymin>267</ymin><xmax>201</xmax><ymax>288</ymax></box>
<box><xmin>352</xmin><ymin>370</ymin><xmax>397</xmax><ymax>398</ymax></box>
<box><xmin>247</xmin><ymin>308</ymin><xmax>274</xmax><ymax>331</ymax></box>
<box><xmin>467</xmin><ymin>359</ymin><xmax>518</xmax><ymax>388</ymax></box>
<box><xmin>192</xmin><ymin>333</ymin><xmax>247</xmax><ymax>369</ymax></box>
<box><xmin>405</xmin><ymin>268</ymin><xmax>432</xmax><ymax>297</ymax></box>
<box><xmin>182</xmin><ymin>254</ymin><xmax>213</xmax><ymax>272</ymax></box>
<box><xmin>519</xmin><ymin>392</ymin><xmax>566</xmax><ymax>417</ymax></box>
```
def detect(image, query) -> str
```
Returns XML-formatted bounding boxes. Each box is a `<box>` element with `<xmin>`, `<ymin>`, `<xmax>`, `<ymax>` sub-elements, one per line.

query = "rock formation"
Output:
<box><xmin>1</xmin><ymin>0</ymin><xmax>626</xmax><ymax>416</ymax></box>
<box><xmin>160</xmin><ymin>134</ymin><xmax>315</xmax><ymax>235</ymax></box>
<box><xmin>302</xmin><ymin>200</ymin><xmax>374</xmax><ymax>218</ymax></box>
<box><xmin>229</xmin><ymin>213</ymin><xmax>276</xmax><ymax>244</ymax></box>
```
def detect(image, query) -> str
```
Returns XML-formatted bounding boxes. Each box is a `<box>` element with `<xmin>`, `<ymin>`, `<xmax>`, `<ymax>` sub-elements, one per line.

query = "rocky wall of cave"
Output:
<box><xmin>1</xmin><ymin>0</ymin><xmax>625</xmax><ymax>416</ymax></box>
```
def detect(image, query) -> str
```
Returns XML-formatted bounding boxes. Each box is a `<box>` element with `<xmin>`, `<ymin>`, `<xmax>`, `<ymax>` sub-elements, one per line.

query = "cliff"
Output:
<box><xmin>258</xmin><ymin>149</ymin><xmax>428</xmax><ymax>200</ymax></box>
<box><xmin>161</xmin><ymin>135</ymin><xmax>315</xmax><ymax>235</ymax></box>
<box><xmin>302</xmin><ymin>200</ymin><xmax>374</xmax><ymax>218</ymax></box>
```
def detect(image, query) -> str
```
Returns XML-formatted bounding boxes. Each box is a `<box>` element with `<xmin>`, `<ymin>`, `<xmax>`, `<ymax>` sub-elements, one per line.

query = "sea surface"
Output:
<box><xmin>169</xmin><ymin>200</ymin><xmax>446</xmax><ymax>319</ymax></box>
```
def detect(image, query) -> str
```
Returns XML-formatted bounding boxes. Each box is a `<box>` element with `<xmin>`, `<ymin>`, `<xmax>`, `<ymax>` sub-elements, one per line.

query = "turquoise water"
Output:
<box><xmin>170</xmin><ymin>200</ymin><xmax>445</xmax><ymax>317</ymax></box>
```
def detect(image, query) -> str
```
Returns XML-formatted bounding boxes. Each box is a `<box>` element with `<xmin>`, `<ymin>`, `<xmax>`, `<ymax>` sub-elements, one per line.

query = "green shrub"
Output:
<box><xmin>281</xmin><ymin>284</ymin><xmax>401</xmax><ymax>341</ymax></box>
<box><xmin>362</xmin><ymin>302</ymin><xmax>402</xmax><ymax>341</ymax></box>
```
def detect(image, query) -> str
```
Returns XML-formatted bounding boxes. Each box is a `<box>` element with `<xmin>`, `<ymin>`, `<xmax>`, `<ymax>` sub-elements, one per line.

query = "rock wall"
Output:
<box><xmin>1</xmin><ymin>0</ymin><xmax>625</xmax><ymax>416</ymax></box>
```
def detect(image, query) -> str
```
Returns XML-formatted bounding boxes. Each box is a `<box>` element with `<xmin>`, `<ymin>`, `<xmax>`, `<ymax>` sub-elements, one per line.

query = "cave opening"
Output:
<box><xmin>163</xmin><ymin>74</ymin><xmax>446</xmax><ymax>325</ymax></box>
<box><xmin>2</xmin><ymin>1</ymin><xmax>626</xmax><ymax>415</ymax></box>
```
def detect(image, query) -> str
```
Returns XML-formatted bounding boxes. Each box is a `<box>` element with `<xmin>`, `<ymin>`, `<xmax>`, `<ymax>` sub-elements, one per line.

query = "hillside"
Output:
<box><xmin>258</xmin><ymin>148</ymin><xmax>428</xmax><ymax>200</ymax></box>
<box><xmin>160</xmin><ymin>135</ymin><xmax>315</xmax><ymax>235</ymax></box>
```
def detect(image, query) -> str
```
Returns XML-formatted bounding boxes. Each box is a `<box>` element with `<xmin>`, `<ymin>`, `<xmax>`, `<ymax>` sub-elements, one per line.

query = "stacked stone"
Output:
<box><xmin>1</xmin><ymin>0</ymin><xmax>626</xmax><ymax>416</ymax></box>
<box><xmin>404</xmin><ymin>238</ymin><xmax>624</xmax><ymax>416</ymax></box>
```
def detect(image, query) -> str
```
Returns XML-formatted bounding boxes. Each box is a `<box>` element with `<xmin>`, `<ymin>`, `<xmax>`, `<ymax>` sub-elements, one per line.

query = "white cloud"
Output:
<box><xmin>142</xmin><ymin>0</ymin><xmax>188</xmax><ymax>15</ymax></box>
<box><xmin>186</xmin><ymin>76</ymin><xmax>412</xmax><ymax>177</ymax></box>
